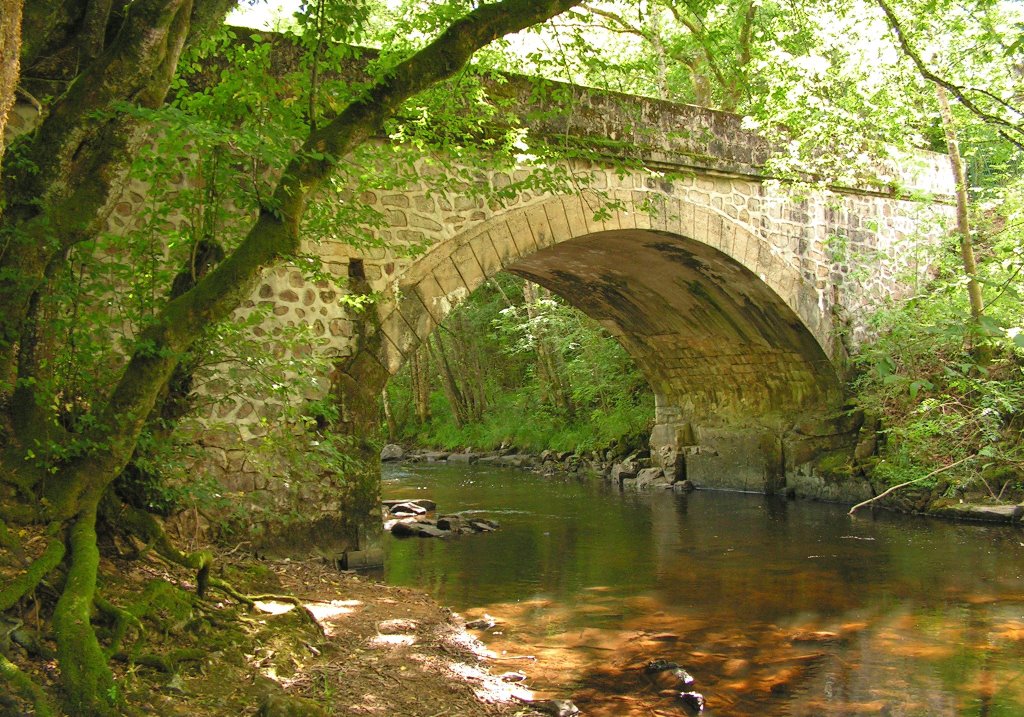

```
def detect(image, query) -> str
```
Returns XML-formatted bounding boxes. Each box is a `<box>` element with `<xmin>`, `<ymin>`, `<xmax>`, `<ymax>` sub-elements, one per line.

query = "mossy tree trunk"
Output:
<box><xmin>0</xmin><ymin>1</ymin><xmax>584</xmax><ymax>713</ymax></box>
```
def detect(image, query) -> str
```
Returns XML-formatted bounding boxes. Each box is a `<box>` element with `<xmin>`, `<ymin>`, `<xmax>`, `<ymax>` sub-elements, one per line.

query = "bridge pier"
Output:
<box><xmin>650</xmin><ymin>397</ymin><xmax>874</xmax><ymax>501</ymax></box>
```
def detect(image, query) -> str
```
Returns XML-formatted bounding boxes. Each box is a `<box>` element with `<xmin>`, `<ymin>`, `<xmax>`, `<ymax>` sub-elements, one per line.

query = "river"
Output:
<box><xmin>382</xmin><ymin>462</ymin><xmax>1024</xmax><ymax>716</ymax></box>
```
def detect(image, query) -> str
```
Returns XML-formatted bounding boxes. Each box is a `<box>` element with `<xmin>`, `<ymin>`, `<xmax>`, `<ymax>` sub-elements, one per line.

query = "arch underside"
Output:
<box><xmin>506</xmin><ymin>228</ymin><xmax>840</xmax><ymax>422</ymax></box>
<box><xmin>503</xmin><ymin>229</ymin><xmax>845</xmax><ymax>491</ymax></box>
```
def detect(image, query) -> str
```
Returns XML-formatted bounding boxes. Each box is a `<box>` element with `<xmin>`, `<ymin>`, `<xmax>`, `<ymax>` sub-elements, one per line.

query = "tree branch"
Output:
<box><xmin>848</xmin><ymin>455</ymin><xmax>974</xmax><ymax>515</ymax></box>
<box><xmin>874</xmin><ymin>0</ymin><xmax>1024</xmax><ymax>151</ymax></box>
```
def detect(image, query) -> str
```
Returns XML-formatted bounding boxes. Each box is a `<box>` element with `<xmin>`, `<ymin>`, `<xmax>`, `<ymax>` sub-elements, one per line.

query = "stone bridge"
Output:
<box><xmin>5</xmin><ymin>52</ymin><xmax>955</xmax><ymax>550</ymax></box>
<box><xmin>259</xmin><ymin>80</ymin><xmax>954</xmax><ymax>498</ymax></box>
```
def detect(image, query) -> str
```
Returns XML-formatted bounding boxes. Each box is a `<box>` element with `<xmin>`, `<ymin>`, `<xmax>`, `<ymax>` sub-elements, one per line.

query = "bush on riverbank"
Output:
<box><xmin>850</xmin><ymin>185</ymin><xmax>1024</xmax><ymax>503</ymax></box>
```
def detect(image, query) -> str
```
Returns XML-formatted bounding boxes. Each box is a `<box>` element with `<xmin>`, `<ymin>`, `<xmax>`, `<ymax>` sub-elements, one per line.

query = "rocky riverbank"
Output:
<box><xmin>382</xmin><ymin>444</ymin><xmax>696</xmax><ymax>492</ymax></box>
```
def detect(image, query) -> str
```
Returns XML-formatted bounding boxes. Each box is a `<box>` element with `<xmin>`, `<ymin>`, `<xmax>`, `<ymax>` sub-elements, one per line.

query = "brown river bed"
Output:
<box><xmin>382</xmin><ymin>463</ymin><xmax>1024</xmax><ymax>716</ymax></box>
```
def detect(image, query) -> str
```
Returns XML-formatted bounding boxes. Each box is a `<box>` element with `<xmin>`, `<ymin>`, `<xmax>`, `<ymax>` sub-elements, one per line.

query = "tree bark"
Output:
<box><xmin>381</xmin><ymin>387</ymin><xmax>397</xmax><ymax>441</ymax></box>
<box><xmin>411</xmin><ymin>345</ymin><xmax>432</xmax><ymax>425</ymax></box>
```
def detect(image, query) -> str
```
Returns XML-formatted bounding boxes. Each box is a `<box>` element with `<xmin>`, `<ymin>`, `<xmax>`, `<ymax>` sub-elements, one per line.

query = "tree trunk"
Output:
<box><xmin>411</xmin><ymin>345</ymin><xmax>432</xmax><ymax>425</ymax></box>
<box><xmin>523</xmin><ymin>281</ymin><xmax>574</xmax><ymax>417</ymax></box>
<box><xmin>381</xmin><ymin>387</ymin><xmax>397</xmax><ymax>441</ymax></box>
<box><xmin>430</xmin><ymin>333</ymin><xmax>467</xmax><ymax>428</ymax></box>
<box><xmin>936</xmin><ymin>84</ymin><xmax>984</xmax><ymax>324</ymax></box>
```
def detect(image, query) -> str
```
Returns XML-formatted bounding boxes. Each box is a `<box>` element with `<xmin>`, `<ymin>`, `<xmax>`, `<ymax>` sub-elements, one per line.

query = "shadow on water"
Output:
<box><xmin>382</xmin><ymin>463</ymin><xmax>1024</xmax><ymax>716</ymax></box>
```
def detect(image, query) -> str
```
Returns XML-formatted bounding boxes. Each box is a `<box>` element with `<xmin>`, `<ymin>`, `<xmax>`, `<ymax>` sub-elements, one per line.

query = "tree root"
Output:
<box><xmin>94</xmin><ymin>594</ymin><xmax>145</xmax><ymax>657</ymax></box>
<box><xmin>0</xmin><ymin>527</ymin><xmax>65</xmax><ymax>612</ymax></box>
<box><xmin>0</xmin><ymin>516</ymin><xmax>19</xmax><ymax>551</ymax></box>
<box><xmin>111</xmin><ymin>501</ymin><xmax>213</xmax><ymax>597</ymax></box>
<box><xmin>0</xmin><ymin>651</ymin><xmax>57</xmax><ymax>717</ymax></box>
<box><xmin>206</xmin><ymin>577</ymin><xmax>326</xmax><ymax>638</ymax></box>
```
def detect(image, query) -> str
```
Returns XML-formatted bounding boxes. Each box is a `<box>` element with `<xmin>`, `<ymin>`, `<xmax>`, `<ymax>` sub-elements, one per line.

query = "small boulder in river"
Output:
<box><xmin>383</xmin><ymin>498</ymin><xmax>437</xmax><ymax>513</ymax></box>
<box><xmin>678</xmin><ymin>691</ymin><xmax>705</xmax><ymax>713</ymax></box>
<box><xmin>380</xmin><ymin>444</ymin><xmax>405</xmax><ymax>461</ymax></box>
<box><xmin>464</xmin><ymin>615</ymin><xmax>496</xmax><ymax>630</ymax></box>
<box><xmin>447</xmin><ymin>452</ymin><xmax>479</xmax><ymax>464</ymax></box>
<box><xmin>388</xmin><ymin>501</ymin><xmax>427</xmax><ymax>517</ymax></box>
<box><xmin>389</xmin><ymin>520</ymin><xmax>450</xmax><ymax>538</ymax></box>
<box><xmin>436</xmin><ymin>515</ymin><xmax>464</xmax><ymax>531</ymax></box>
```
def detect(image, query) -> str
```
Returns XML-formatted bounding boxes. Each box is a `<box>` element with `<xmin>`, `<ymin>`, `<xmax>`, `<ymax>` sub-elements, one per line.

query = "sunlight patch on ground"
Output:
<box><xmin>254</xmin><ymin>600</ymin><xmax>296</xmax><ymax>615</ymax></box>
<box><xmin>445</xmin><ymin>659</ymin><xmax>534</xmax><ymax>704</ymax></box>
<box><xmin>371</xmin><ymin>633</ymin><xmax>416</xmax><ymax>647</ymax></box>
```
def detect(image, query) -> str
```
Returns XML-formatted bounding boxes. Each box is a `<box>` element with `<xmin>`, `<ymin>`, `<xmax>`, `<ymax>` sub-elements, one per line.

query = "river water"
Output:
<box><xmin>382</xmin><ymin>462</ymin><xmax>1024</xmax><ymax>716</ymax></box>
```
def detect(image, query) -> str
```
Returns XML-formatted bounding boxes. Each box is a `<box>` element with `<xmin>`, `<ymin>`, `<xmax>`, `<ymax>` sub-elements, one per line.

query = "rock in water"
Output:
<box><xmin>380</xmin><ymin>444</ymin><xmax>405</xmax><ymax>461</ymax></box>
<box><xmin>644</xmin><ymin>659</ymin><xmax>679</xmax><ymax>674</ymax></box>
<box><xmin>679</xmin><ymin>691</ymin><xmax>705</xmax><ymax>713</ymax></box>
<box><xmin>464</xmin><ymin>615</ymin><xmax>496</xmax><ymax>630</ymax></box>
<box><xmin>499</xmin><ymin>671</ymin><xmax>528</xmax><ymax>683</ymax></box>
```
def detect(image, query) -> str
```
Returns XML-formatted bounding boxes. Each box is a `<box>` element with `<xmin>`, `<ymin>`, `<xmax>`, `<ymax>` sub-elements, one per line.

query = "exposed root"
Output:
<box><xmin>0</xmin><ymin>516</ymin><xmax>19</xmax><ymax>551</ymax></box>
<box><xmin>111</xmin><ymin>501</ymin><xmax>213</xmax><ymax>597</ymax></box>
<box><xmin>206</xmin><ymin>576</ymin><xmax>327</xmax><ymax>638</ymax></box>
<box><xmin>0</xmin><ymin>526</ymin><xmax>65</xmax><ymax>612</ymax></box>
<box><xmin>0</xmin><ymin>651</ymin><xmax>57</xmax><ymax>717</ymax></box>
<box><xmin>94</xmin><ymin>594</ymin><xmax>145</xmax><ymax>657</ymax></box>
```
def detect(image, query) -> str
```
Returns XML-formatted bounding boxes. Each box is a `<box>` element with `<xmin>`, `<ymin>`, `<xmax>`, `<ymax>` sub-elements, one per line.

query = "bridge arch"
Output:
<box><xmin>347</xmin><ymin>191</ymin><xmax>846</xmax><ymax>491</ymax></box>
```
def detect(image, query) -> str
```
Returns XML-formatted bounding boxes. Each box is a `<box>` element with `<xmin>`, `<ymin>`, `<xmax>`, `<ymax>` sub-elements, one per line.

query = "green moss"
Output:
<box><xmin>815</xmin><ymin>450</ymin><xmax>855</xmax><ymax>478</ymax></box>
<box><xmin>0</xmin><ymin>533</ymin><xmax>65</xmax><ymax>611</ymax></box>
<box><xmin>53</xmin><ymin>506</ymin><xmax>119</xmax><ymax>717</ymax></box>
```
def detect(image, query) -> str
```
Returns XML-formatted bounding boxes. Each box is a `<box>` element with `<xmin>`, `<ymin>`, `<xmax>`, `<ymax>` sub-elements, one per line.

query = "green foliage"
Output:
<box><xmin>852</xmin><ymin>180</ymin><xmax>1024</xmax><ymax>494</ymax></box>
<box><xmin>387</xmin><ymin>273</ymin><xmax>653</xmax><ymax>454</ymax></box>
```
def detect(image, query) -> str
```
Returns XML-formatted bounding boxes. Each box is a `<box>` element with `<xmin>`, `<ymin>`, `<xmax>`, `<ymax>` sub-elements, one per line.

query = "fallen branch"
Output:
<box><xmin>848</xmin><ymin>455</ymin><xmax>975</xmax><ymax>516</ymax></box>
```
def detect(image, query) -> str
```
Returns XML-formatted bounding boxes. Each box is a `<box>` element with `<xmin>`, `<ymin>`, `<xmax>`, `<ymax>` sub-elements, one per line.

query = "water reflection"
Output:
<box><xmin>383</xmin><ymin>463</ymin><xmax>1024</xmax><ymax>716</ymax></box>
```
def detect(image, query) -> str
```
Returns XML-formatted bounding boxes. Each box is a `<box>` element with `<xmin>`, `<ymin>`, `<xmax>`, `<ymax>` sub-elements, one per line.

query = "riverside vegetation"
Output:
<box><xmin>2</xmin><ymin>0</ymin><xmax>1024</xmax><ymax>715</ymax></box>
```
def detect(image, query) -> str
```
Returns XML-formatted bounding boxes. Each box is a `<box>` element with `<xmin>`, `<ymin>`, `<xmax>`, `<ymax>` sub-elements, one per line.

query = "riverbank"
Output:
<box><xmin>0</xmin><ymin>531</ymin><xmax>540</xmax><ymax>717</ymax></box>
<box><xmin>384</xmin><ymin>443</ymin><xmax>1024</xmax><ymax>525</ymax></box>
